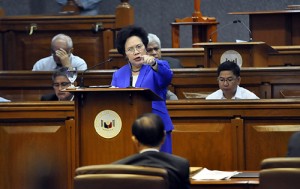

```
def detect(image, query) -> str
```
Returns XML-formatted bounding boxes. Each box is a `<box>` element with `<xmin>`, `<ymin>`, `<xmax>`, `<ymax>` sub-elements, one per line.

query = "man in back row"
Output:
<box><xmin>206</xmin><ymin>60</ymin><xmax>260</xmax><ymax>99</ymax></box>
<box><xmin>40</xmin><ymin>68</ymin><xmax>74</xmax><ymax>101</ymax></box>
<box><xmin>147</xmin><ymin>33</ymin><xmax>181</xmax><ymax>100</ymax></box>
<box><xmin>113</xmin><ymin>113</ymin><xmax>190</xmax><ymax>189</ymax></box>
<box><xmin>32</xmin><ymin>33</ymin><xmax>87</xmax><ymax>71</ymax></box>
<box><xmin>56</xmin><ymin>0</ymin><xmax>102</xmax><ymax>15</ymax></box>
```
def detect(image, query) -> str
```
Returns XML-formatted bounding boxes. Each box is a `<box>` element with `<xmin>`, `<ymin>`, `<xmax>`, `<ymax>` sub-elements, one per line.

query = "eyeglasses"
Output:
<box><xmin>53</xmin><ymin>82</ymin><xmax>71</xmax><ymax>88</ymax></box>
<box><xmin>125</xmin><ymin>44</ymin><xmax>145</xmax><ymax>54</ymax></box>
<box><xmin>146</xmin><ymin>47</ymin><xmax>160</xmax><ymax>52</ymax></box>
<box><xmin>217</xmin><ymin>77</ymin><xmax>237</xmax><ymax>83</ymax></box>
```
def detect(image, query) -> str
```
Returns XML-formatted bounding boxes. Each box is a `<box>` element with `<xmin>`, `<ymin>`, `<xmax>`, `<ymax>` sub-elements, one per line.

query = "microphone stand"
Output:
<box><xmin>209</xmin><ymin>20</ymin><xmax>239</xmax><ymax>42</ymax></box>
<box><xmin>79</xmin><ymin>58</ymin><xmax>112</xmax><ymax>88</ymax></box>
<box><xmin>237</xmin><ymin>20</ymin><xmax>253</xmax><ymax>42</ymax></box>
<box><xmin>127</xmin><ymin>62</ymin><xmax>135</xmax><ymax>88</ymax></box>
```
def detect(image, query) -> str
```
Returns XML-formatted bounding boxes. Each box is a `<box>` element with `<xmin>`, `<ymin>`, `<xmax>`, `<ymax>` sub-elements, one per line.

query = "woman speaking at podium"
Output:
<box><xmin>111</xmin><ymin>25</ymin><xmax>174</xmax><ymax>154</ymax></box>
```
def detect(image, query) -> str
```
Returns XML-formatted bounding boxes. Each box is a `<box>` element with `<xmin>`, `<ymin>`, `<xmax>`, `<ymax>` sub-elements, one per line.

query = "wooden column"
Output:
<box><xmin>115</xmin><ymin>0</ymin><xmax>134</xmax><ymax>29</ymax></box>
<box><xmin>192</xmin><ymin>0</ymin><xmax>203</xmax><ymax>21</ymax></box>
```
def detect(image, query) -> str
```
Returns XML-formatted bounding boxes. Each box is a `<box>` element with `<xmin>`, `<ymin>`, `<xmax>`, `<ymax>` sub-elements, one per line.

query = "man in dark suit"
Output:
<box><xmin>113</xmin><ymin>113</ymin><xmax>190</xmax><ymax>189</ymax></box>
<box><xmin>287</xmin><ymin>131</ymin><xmax>300</xmax><ymax>157</ymax></box>
<box><xmin>41</xmin><ymin>67</ymin><xmax>74</xmax><ymax>101</ymax></box>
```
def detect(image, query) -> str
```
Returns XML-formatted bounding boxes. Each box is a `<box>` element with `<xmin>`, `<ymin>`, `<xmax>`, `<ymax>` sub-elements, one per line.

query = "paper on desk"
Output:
<box><xmin>191</xmin><ymin>168</ymin><xmax>240</xmax><ymax>180</ymax></box>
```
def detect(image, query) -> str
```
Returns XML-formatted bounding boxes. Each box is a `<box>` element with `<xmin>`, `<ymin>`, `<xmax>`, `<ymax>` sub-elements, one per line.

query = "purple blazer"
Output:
<box><xmin>111</xmin><ymin>60</ymin><xmax>174</xmax><ymax>152</ymax></box>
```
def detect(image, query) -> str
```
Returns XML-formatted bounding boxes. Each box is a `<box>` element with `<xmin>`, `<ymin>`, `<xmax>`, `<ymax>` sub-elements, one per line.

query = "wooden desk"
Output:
<box><xmin>0</xmin><ymin>102</ymin><xmax>75</xmax><ymax>189</ymax></box>
<box><xmin>194</xmin><ymin>42</ymin><xmax>276</xmax><ymax>67</ymax></box>
<box><xmin>191</xmin><ymin>177</ymin><xmax>259</xmax><ymax>189</ymax></box>
<box><xmin>0</xmin><ymin>15</ymin><xmax>120</xmax><ymax>70</ymax></box>
<box><xmin>171</xmin><ymin>67</ymin><xmax>300</xmax><ymax>99</ymax></box>
<box><xmin>190</xmin><ymin>167</ymin><xmax>259</xmax><ymax>189</ymax></box>
<box><xmin>168</xmin><ymin>99</ymin><xmax>300</xmax><ymax>170</ymax></box>
<box><xmin>229</xmin><ymin>10</ymin><xmax>300</xmax><ymax>46</ymax></box>
<box><xmin>1</xmin><ymin>67</ymin><xmax>300</xmax><ymax>101</ymax></box>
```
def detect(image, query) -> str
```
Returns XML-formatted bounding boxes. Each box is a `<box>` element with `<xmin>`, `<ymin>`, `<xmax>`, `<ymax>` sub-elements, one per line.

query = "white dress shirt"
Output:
<box><xmin>0</xmin><ymin>97</ymin><xmax>11</xmax><ymax>102</ymax></box>
<box><xmin>206</xmin><ymin>85</ymin><xmax>260</xmax><ymax>99</ymax></box>
<box><xmin>32</xmin><ymin>54</ymin><xmax>87</xmax><ymax>71</ymax></box>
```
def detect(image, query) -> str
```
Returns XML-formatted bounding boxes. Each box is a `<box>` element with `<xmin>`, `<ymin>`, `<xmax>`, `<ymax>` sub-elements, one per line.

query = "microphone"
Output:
<box><xmin>236</xmin><ymin>20</ymin><xmax>253</xmax><ymax>42</ymax></box>
<box><xmin>128</xmin><ymin>74</ymin><xmax>133</xmax><ymax>88</ymax></box>
<box><xmin>209</xmin><ymin>20</ymin><xmax>239</xmax><ymax>42</ymax></box>
<box><xmin>79</xmin><ymin>58</ymin><xmax>112</xmax><ymax>88</ymax></box>
<box><xmin>127</xmin><ymin>63</ymin><xmax>134</xmax><ymax>88</ymax></box>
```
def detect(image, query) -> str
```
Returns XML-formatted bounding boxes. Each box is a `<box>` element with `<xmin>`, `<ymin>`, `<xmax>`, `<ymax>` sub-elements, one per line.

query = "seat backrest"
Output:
<box><xmin>259</xmin><ymin>168</ymin><xmax>300</xmax><ymax>189</ymax></box>
<box><xmin>261</xmin><ymin>157</ymin><xmax>300</xmax><ymax>169</ymax></box>
<box><xmin>74</xmin><ymin>164</ymin><xmax>169</xmax><ymax>189</ymax></box>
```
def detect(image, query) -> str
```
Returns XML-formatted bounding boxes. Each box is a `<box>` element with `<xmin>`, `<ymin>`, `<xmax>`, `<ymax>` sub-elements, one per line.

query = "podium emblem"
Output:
<box><xmin>94</xmin><ymin>110</ymin><xmax>122</xmax><ymax>139</ymax></box>
<box><xmin>220</xmin><ymin>50</ymin><xmax>242</xmax><ymax>67</ymax></box>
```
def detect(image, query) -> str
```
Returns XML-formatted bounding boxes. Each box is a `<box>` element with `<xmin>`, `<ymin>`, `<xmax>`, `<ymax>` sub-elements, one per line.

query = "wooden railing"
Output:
<box><xmin>109</xmin><ymin>46</ymin><xmax>300</xmax><ymax>68</ymax></box>
<box><xmin>1</xmin><ymin>67</ymin><xmax>300</xmax><ymax>101</ymax></box>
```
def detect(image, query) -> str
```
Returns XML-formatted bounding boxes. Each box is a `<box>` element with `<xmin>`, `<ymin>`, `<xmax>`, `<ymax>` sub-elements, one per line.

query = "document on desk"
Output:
<box><xmin>191</xmin><ymin>168</ymin><xmax>240</xmax><ymax>180</ymax></box>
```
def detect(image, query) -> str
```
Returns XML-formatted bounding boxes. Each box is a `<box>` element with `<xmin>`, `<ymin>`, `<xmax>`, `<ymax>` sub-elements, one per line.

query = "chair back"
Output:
<box><xmin>259</xmin><ymin>168</ymin><xmax>300</xmax><ymax>189</ymax></box>
<box><xmin>74</xmin><ymin>164</ymin><xmax>169</xmax><ymax>189</ymax></box>
<box><xmin>261</xmin><ymin>157</ymin><xmax>300</xmax><ymax>169</ymax></box>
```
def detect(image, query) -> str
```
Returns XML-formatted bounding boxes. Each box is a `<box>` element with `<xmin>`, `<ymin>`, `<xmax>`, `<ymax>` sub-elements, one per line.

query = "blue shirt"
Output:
<box><xmin>56</xmin><ymin>0</ymin><xmax>102</xmax><ymax>15</ymax></box>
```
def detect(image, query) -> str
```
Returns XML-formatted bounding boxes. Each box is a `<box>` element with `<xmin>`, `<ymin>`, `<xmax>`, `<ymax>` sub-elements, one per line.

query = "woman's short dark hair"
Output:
<box><xmin>131</xmin><ymin>113</ymin><xmax>165</xmax><ymax>147</ymax></box>
<box><xmin>116</xmin><ymin>25</ymin><xmax>149</xmax><ymax>56</ymax></box>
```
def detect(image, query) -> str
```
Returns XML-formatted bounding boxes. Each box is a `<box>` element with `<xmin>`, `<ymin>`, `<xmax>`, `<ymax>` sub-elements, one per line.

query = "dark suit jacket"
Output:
<box><xmin>40</xmin><ymin>93</ymin><xmax>58</xmax><ymax>101</ymax></box>
<box><xmin>113</xmin><ymin>151</ymin><xmax>190</xmax><ymax>189</ymax></box>
<box><xmin>287</xmin><ymin>131</ymin><xmax>300</xmax><ymax>157</ymax></box>
<box><xmin>161</xmin><ymin>57</ymin><xmax>183</xmax><ymax>68</ymax></box>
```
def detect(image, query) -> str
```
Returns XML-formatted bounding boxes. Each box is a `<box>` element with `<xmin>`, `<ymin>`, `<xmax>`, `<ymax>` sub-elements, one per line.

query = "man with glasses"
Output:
<box><xmin>206</xmin><ymin>60</ymin><xmax>259</xmax><ymax>99</ymax></box>
<box><xmin>32</xmin><ymin>33</ymin><xmax>87</xmax><ymax>71</ymax></box>
<box><xmin>41</xmin><ymin>68</ymin><xmax>74</xmax><ymax>101</ymax></box>
<box><xmin>147</xmin><ymin>33</ymin><xmax>182</xmax><ymax>69</ymax></box>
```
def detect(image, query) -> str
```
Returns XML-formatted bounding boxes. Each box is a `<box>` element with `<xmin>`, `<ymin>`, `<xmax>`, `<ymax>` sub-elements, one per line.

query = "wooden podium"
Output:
<box><xmin>69</xmin><ymin>87</ymin><xmax>161</xmax><ymax>167</ymax></box>
<box><xmin>194</xmin><ymin>42</ymin><xmax>277</xmax><ymax>68</ymax></box>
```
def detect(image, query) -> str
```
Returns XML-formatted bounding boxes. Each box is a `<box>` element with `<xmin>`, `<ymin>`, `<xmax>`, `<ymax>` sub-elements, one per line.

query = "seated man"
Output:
<box><xmin>287</xmin><ymin>131</ymin><xmax>300</xmax><ymax>157</ymax></box>
<box><xmin>147</xmin><ymin>33</ymin><xmax>180</xmax><ymax>100</ymax></box>
<box><xmin>56</xmin><ymin>0</ymin><xmax>102</xmax><ymax>15</ymax></box>
<box><xmin>206</xmin><ymin>60</ymin><xmax>260</xmax><ymax>99</ymax></box>
<box><xmin>113</xmin><ymin>113</ymin><xmax>190</xmax><ymax>189</ymax></box>
<box><xmin>32</xmin><ymin>33</ymin><xmax>87</xmax><ymax>71</ymax></box>
<box><xmin>41</xmin><ymin>68</ymin><xmax>74</xmax><ymax>101</ymax></box>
